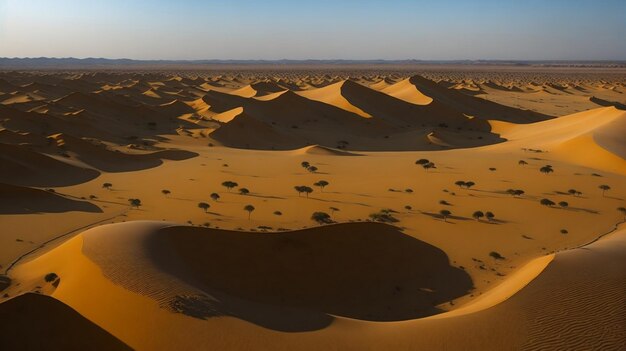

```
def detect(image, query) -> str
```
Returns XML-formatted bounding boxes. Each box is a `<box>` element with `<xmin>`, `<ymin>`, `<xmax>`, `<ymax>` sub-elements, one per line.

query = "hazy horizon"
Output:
<box><xmin>1</xmin><ymin>0</ymin><xmax>625</xmax><ymax>61</ymax></box>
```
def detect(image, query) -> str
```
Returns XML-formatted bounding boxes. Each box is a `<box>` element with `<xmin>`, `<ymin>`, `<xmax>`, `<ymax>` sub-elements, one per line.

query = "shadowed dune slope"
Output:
<box><xmin>47</xmin><ymin>133</ymin><xmax>198</xmax><ymax>172</ymax></box>
<box><xmin>75</xmin><ymin>221</ymin><xmax>471</xmax><ymax>325</ymax></box>
<box><xmin>0</xmin><ymin>143</ymin><xmax>100</xmax><ymax>187</ymax></box>
<box><xmin>590</xmin><ymin>96</ymin><xmax>626</xmax><ymax>110</ymax></box>
<box><xmin>382</xmin><ymin>77</ymin><xmax>433</xmax><ymax>105</ymax></box>
<box><xmin>5</xmin><ymin>222</ymin><xmax>625</xmax><ymax>350</ymax></box>
<box><xmin>209</xmin><ymin>83</ymin><xmax>502</xmax><ymax>151</ymax></box>
<box><xmin>149</xmin><ymin>222</ymin><xmax>473</xmax><ymax>321</ymax></box>
<box><xmin>0</xmin><ymin>183</ymin><xmax>101</xmax><ymax>214</ymax></box>
<box><xmin>407</xmin><ymin>75</ymin><xmax>553</xmax><ymax>122</ymax></box>
<box><xmin>0</xmin><ymin>293</ymin><xmax>131</xmax><ymax>351</ymax></box>
<box><xmin>209</xmin><ymin>111</ymin><xmax>303</xmax><ymax>150</ymax></box>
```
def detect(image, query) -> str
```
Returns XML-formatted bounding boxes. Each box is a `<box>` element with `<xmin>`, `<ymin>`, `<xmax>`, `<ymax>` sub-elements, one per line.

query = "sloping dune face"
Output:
<box><xmin>297</xmin><ymin>81</ymin><xmax>372</xmax><ymax>117</ymax></box>
<box><xmin>0</xmin><ymin>71</ymin><xmax>564</xmax><ymax>152</ymax></box>
<box><xmin>382</xmin><ymin>78</ymin><xmax>433</xmax><ymax>105</ymax></box>
<box><xmin>208</xmin><ymin>78</ymin><xmax>506</xmax><ymax>151</ymax></box>
<box><xmin>149</xmin><ymin>223</ymin><xmax>473</xmax><ymax>321</ymax></box>
<box><xmin>406</xmin><ymin>75</ymin><xmax>552</xmax><ymax>123</ymax></box>
<box><xmin>0</xmin><ymin>293</ymin><xmax>131</xmax><ymax>351</ymax></box>
<box><xmin>0</xmin><ymin>183</ymin><xmax>101</xmax><ymax>214</ymax></box>
<box><xmin>490</xmin><ymin>106</ymin><xmax>626</xmax><ymax>173</ymax></box>
<box><xmin>510</xmin><ymin>228</ymin><xmax>626</xmax><ymax>351</ymax></box>
<box><xmin>0</xmin><ymin>70</ymin><xmax>625</xmax><ymax>350</ymax></box>
<box><xmin>0</xmin><ymin>142</ymin><xmax>100</xmax><ymax>186</ymax></box>
<box><xmin>78</xmin><ymin>221</ymin><xmax>471</xmax><ymax>324</ymax></box>
<box><xmin>6</xmin><ymin>222</ymin><xmax>625</xmax><ymax>350</ymax></box>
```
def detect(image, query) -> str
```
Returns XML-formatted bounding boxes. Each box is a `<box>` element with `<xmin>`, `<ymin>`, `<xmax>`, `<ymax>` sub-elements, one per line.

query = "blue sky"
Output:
<box><xmin>1</xmin><ymin>0</ymin><xmax>625</xmax><ymax>60</ymax></box>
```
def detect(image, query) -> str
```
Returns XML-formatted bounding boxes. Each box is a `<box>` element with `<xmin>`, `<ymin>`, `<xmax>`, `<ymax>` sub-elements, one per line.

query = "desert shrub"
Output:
<box><xmin>489</xmin><ymin>252</ymin><xmax>505</xmax><ymax>260</ymax></box>
<box><xmin>44</xmin><ymin>273</ymin><xmax>58</xmax><ymax>283</ymax></box>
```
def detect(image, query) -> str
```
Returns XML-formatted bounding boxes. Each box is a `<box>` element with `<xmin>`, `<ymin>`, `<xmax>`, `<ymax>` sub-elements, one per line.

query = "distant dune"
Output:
<box><xmin>0</xmin><ymin>183</ymin><xmax>101</xmax><ymax>214</ymax></box>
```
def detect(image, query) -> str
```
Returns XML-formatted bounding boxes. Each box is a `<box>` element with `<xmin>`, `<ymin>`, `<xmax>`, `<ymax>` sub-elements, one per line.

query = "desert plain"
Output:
<box><xmin>0</xmin><ymin>65</ymin><xmax>625</xmax><ymax>350</ymax></box>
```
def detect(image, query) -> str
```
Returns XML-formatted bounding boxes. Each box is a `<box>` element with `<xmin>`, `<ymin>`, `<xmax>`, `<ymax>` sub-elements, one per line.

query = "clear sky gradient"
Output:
<box><xmin>1</xmin><ymin>0</ymin><xmax>625</xmax><ymax>60</ymax></box>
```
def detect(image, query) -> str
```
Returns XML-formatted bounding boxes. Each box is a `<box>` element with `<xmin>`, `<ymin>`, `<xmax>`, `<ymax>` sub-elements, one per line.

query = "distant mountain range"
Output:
<box><xmin>1</xmin><ymin>57</ymin><xmax>625</xmax><ymax>69</ymax></box>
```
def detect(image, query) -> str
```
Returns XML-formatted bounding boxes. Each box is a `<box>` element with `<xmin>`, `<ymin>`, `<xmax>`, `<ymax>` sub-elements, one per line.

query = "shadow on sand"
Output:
<box><xmin>149</xmin><ymin>222</ymin><xmax>473</xmax><ymax>332</ymax></box>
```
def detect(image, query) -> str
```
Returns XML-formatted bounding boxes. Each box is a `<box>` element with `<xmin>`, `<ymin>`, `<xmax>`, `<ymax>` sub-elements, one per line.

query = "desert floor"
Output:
<box><xmin>0</xmin><ymin>68</ymin><xmax>624</xmax><ymax>350</ymax></box>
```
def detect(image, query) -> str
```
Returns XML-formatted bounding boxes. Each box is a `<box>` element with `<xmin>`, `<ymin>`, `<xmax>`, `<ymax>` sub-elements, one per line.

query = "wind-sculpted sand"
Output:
<box><xmin>0</xmin><ymin>69</ymin><xmax>624</xmax><ymax>349</ymax></box>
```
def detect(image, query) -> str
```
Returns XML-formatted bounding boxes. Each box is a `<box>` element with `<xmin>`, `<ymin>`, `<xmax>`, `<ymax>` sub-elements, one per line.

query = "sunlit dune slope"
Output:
<box><xmin>5</xmin><ymin>222</ymin><xmax>625</xmax><ymax>350</ymax></box>
<box><xmin>490</xmin><ymin>106</ymin><xmax>626</xmax><ymax>173</ymax></box>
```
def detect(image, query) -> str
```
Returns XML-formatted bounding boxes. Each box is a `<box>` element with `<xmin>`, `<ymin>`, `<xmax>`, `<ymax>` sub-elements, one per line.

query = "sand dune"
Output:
<box><xmin>0</xmin><ymin>293</ymin><xmax>131</xmax><ymax>350</ymax></box>
<box><xmin>295</xmin><ymin>145</ymin><xmax>363</xmax><ymax>156</ymax></box>
<box><xmin>3</xmin><ymin>221</ymin><xmax>624</xmax><ymax>350</ymax></box>
<box><xmin>0</xmin><ymin>183</ymin><xmax>101</xmax><ymax>214</ymax></box>
<box><xmin>210</xmin><ymin>110</ymin><xmax>302</xmax><ymax>149</ymax></box>
<box><xmin>590</xmin><ymin>96</ymin><xmax>626</xmax><ymax>110</ymax></box>
<box><xmin>490</xmin><ymin>106</ymin><xmax>626</xmax><ymax>173</ymax></box>
<box><xmin>408</xmin><ymin>75</ymin><xmax>553</xmax><ymax>122</ymax></box>
<box><xmin>298</xmin><ymin>81</ymin><xmax>372</xmax><ymax>117</ymax></box>
<box><xmin>0</xmin><ymin>142</ymin><xmax>100</xmax><ymax>186</ymax></box>
<box><xmin>382</xmin><ymin>78</ymin><xmax>433</xmax><ymax>105</ymax></box>
<box><xmin>0</xmin><ymin>70</ymin><xmax>624</xmax><ymax>350</ymax></box>
<box><xmin>47</xmin><ymin>133</ymin><xmax>198</xmax><ymax>172</ymax></box>
<box><xmin>208</xmin><ymin>80</ymin><xmax>502</xmax><ymax>150</ymax></box>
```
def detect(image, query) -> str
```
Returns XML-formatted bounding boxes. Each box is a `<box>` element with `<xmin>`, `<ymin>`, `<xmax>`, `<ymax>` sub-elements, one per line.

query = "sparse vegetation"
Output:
<box><xmin>422</xmin><ymin>162</ymin><xmax>436</xmax><ymax>171</ymax></box>
<box><xmin>198</xmin><ymin>202</ymin><xmax>210</xmax><ymax>213</ymax></box>
<box><xmin>102</xmin><ymin>182</ymin><xmax>112</xmax><ymax>190</ymax></box>
<box><xmin>540</xmin><ymin>198</ymin><xmax>556</xmax><ymax>207</ymax></box>
<box><xmin>239</xmin><ymin>188</ymin><xmax>250</xmax><ymax>195</ymax></box>
<box><xmin>307</xmin><ymin>166</ymin><xmax>318</xmax><ymax>173</ymax></box>
<box><xmin>311</xmin><ymin>211</ymin><xmax>332</xmax><ymax>224</ymax></box>
<box><xmin>472</xmin><ymin>211</ymin><xmax>485</xmax><ymax>221</ymax></box>
<box><xmin>485</xmin><ymin>211</ymin><xmax>495</xmax><ymax>222</ymax></box>
<box><xmin>455</xmin><ymin>181</ymin><xmax>475</xmax><ymax>189</ymax></box>
<box><xmin>369</xmin><ymin>210</ymin><xmax>399</xmax><ymax>223</ymax></box>
<box><xmin>599</xmin><ymin>184</ymin><xmax>611</xmax><ymax>196</ymax></box>
<box><xmin>244</xmin><ymin>204</ymin><xmax>255</xmax><ymax>219</ymax></box>
<box><xmin>313</xmin><ymin>180</ymin><xmax>329</xmax><ymax>192</ymax></box>
<box><xmin>558</xmin><ymin>201</ymin><xmax>569</xmax><ymax>208</ymax></box>
<box><xmin>539</xmin><ymin>165</ymin><xmax>554</xmax><ymax>175</ymax></box>
<box><xmin>128</xmin><ymin>198</ymin><xmax>142</xmax><ymax>208</ymax></box>
<box><xmin>210</xmin><ymin>193</ymin><xmax>220</xmax><ymax>201</ymax></box>
<box><xmin>329</xmin><ymin>207</ymin><xmax>340</xmax><ymax>215</ymax></box>
<box><xmin>294</xmin><ymin>185</ymin><xmax>313</xmax><ymax>197</ymax></box>
<box><xmin>507</xmin><ymin>189</ymin><xmax>525</xmax><ymax>197</ymax></box>
<box><xmin>439</xmin><ymin>209</ymin><xmax>451</xmax><ymax>222</ymax></box>
<box><xmin>222</xmin><ymin>181</ymin><xmax>238</xmax><ymax>192</ymax></box>
<box><xmin>44</xmin><ymin>273</ymin><xmax>58</xmax><ymax>283</ymax></box>
<box><xmin>518</xmin><ymin>160</ymin><xmax>528</xmax><ymax>166</ymax></box>
<box><xmin>617</xmin><ymin>207</ymin><xmax>626</xmax><ymax>220</ymax></box>
<box><xmin>489</xmin><ymin>251</ymin><xmax>505</xmax><ymax>260</ymax></box>
<box><xmin>161</xmin><ymin>189</ymin><xmax>171</xmax><ymax>196</ymax></box>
